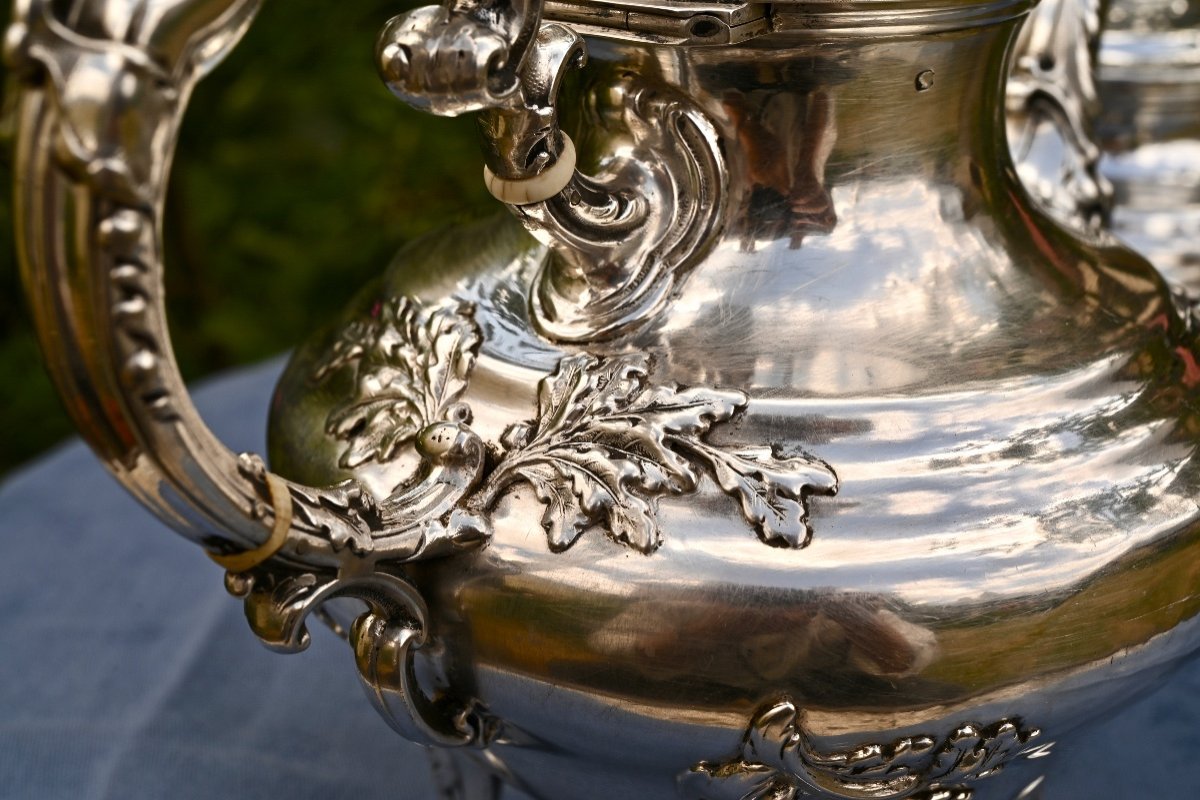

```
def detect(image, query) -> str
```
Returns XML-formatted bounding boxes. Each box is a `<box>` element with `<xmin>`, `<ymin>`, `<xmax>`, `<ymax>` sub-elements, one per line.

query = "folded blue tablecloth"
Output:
<box><xmin>1</xmin><ymin>359</ymin><xmax>1197</xmax><ymax>799</ymax></box>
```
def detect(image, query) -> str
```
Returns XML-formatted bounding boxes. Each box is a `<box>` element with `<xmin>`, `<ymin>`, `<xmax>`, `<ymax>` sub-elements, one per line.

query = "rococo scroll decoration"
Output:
<box><xmin>223</xmin><ymin>549</ymin><xmax>498</xmax><ymax>749</ymax></box>
<box><xmin>521</xmin><ymin>76</ymin><xmax>729</xmax><ymax>343</ymax></box>
<box><xmin>680</xmin><ymin>699</ymin><xmax>1040</xmax><ymax>800</ymax></box>
<box><xmin>377</xmin><ymin>2</ymin><xmax>729</xmax><ymax>344</ymax></box>
<box><xmin>312</xmin><ymin>297</ymin><xmax>839</xmax><ymax>554</ymax></box>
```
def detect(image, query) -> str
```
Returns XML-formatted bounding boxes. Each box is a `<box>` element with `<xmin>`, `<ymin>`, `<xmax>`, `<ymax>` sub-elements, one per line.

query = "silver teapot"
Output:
<box><xmin>8</xmin><ymin>1</ymin><xmax>1200</xmax><ymax>798</ymax></box>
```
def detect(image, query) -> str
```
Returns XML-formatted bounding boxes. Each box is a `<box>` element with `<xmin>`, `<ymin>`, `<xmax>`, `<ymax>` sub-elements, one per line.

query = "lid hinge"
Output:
<box><xmin>542</xmin><ymin>1</ymin><xmax>772</xmax><ymax>45</ymax></box>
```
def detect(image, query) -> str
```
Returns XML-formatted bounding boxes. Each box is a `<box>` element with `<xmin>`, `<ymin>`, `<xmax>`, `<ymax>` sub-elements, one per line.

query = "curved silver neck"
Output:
<box><xmin>578</xmin><ymin>16</ymin><xmax>1019</xmax><ymax>239</ymax></box>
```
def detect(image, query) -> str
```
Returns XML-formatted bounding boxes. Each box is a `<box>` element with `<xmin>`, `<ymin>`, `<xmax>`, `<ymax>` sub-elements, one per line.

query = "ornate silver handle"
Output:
<box><xmin>5</xmin><ymin>0</ymin><xmax>494</xmax><ymax>748</ymax></box>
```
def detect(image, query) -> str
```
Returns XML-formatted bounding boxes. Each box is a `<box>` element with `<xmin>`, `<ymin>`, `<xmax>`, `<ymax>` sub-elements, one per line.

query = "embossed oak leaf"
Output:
<box><xmin>312</xmin><ymin>300</ymin><xmax>836</xmax><ymax>554</ymax></box>
<box><xmin>483</xmin><ymin>353</ymin><xmax>735</xmax><ymax>553</ymax></box>
<box><xmin>482</xmin><ymin>353</ymin><xmax>838</xmax><ymax>553</ymax></box>
<box><xmin>686</xmin><ymin>444</ymin><xmax>840</xmax><ymax>549</ymax></box>
<box><xmin>320</xmin><ymin>298</ymin><xmax>481</xmax><ymax>469</ymax></box>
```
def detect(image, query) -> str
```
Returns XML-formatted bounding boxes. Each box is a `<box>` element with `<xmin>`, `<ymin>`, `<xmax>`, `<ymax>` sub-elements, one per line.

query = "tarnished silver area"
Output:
<box><xmin>1007</xmin><ymin>0</ymin><xmax>1112</xmax><ymax>231</ymax></box>
<box><xmin>1096</xmin><ymin>0</ymin><xmax>1200</xmax><ymax>290</ymax></box>
<box><xmin>11</xmin><ymin>1</ymin><xmax>1200</xmax><ymax>799</ymax></box>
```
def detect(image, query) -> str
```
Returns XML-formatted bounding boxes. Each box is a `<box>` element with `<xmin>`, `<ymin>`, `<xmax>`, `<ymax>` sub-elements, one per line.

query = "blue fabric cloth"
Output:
<box><xmin>1</xmin><ymin>359</ymin><xmax>1198</xmax><ymax>799</ymax></box>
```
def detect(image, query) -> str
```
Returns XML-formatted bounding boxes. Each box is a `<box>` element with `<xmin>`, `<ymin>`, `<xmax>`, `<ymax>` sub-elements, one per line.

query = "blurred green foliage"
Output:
<box><xmin>0</xmin><ymin>1</ymin><xmax>494</xmax><ymax>475</ymax></box>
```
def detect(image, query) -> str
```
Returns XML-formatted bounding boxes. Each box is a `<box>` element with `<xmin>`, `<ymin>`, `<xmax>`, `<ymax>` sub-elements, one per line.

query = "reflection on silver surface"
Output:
<box><xmin>10</xmin><ymin>0</ymin><xmax>1200</xmax><ymax>798</ymax></box>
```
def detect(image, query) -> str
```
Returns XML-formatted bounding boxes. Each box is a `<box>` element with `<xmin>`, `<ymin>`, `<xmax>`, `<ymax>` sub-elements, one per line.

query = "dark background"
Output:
<box><xmin>0</xmin><ymin>0</ymin><xmax>495</xmax><ymax>475</ymax></box>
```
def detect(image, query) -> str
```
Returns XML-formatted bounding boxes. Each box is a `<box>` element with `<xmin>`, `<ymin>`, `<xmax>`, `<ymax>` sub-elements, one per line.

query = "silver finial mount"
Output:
<box><xmin>377</xmin><ymin>0</ymin><xmax>727</xmax><ymax>342</ymax></box>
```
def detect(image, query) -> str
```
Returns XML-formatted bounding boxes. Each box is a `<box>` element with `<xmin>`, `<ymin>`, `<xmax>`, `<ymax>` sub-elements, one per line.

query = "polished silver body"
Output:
<box><xmin>8</xmin><ymin>1</ymin><xmax>1200</xmax><ymax>799</ymax></box>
